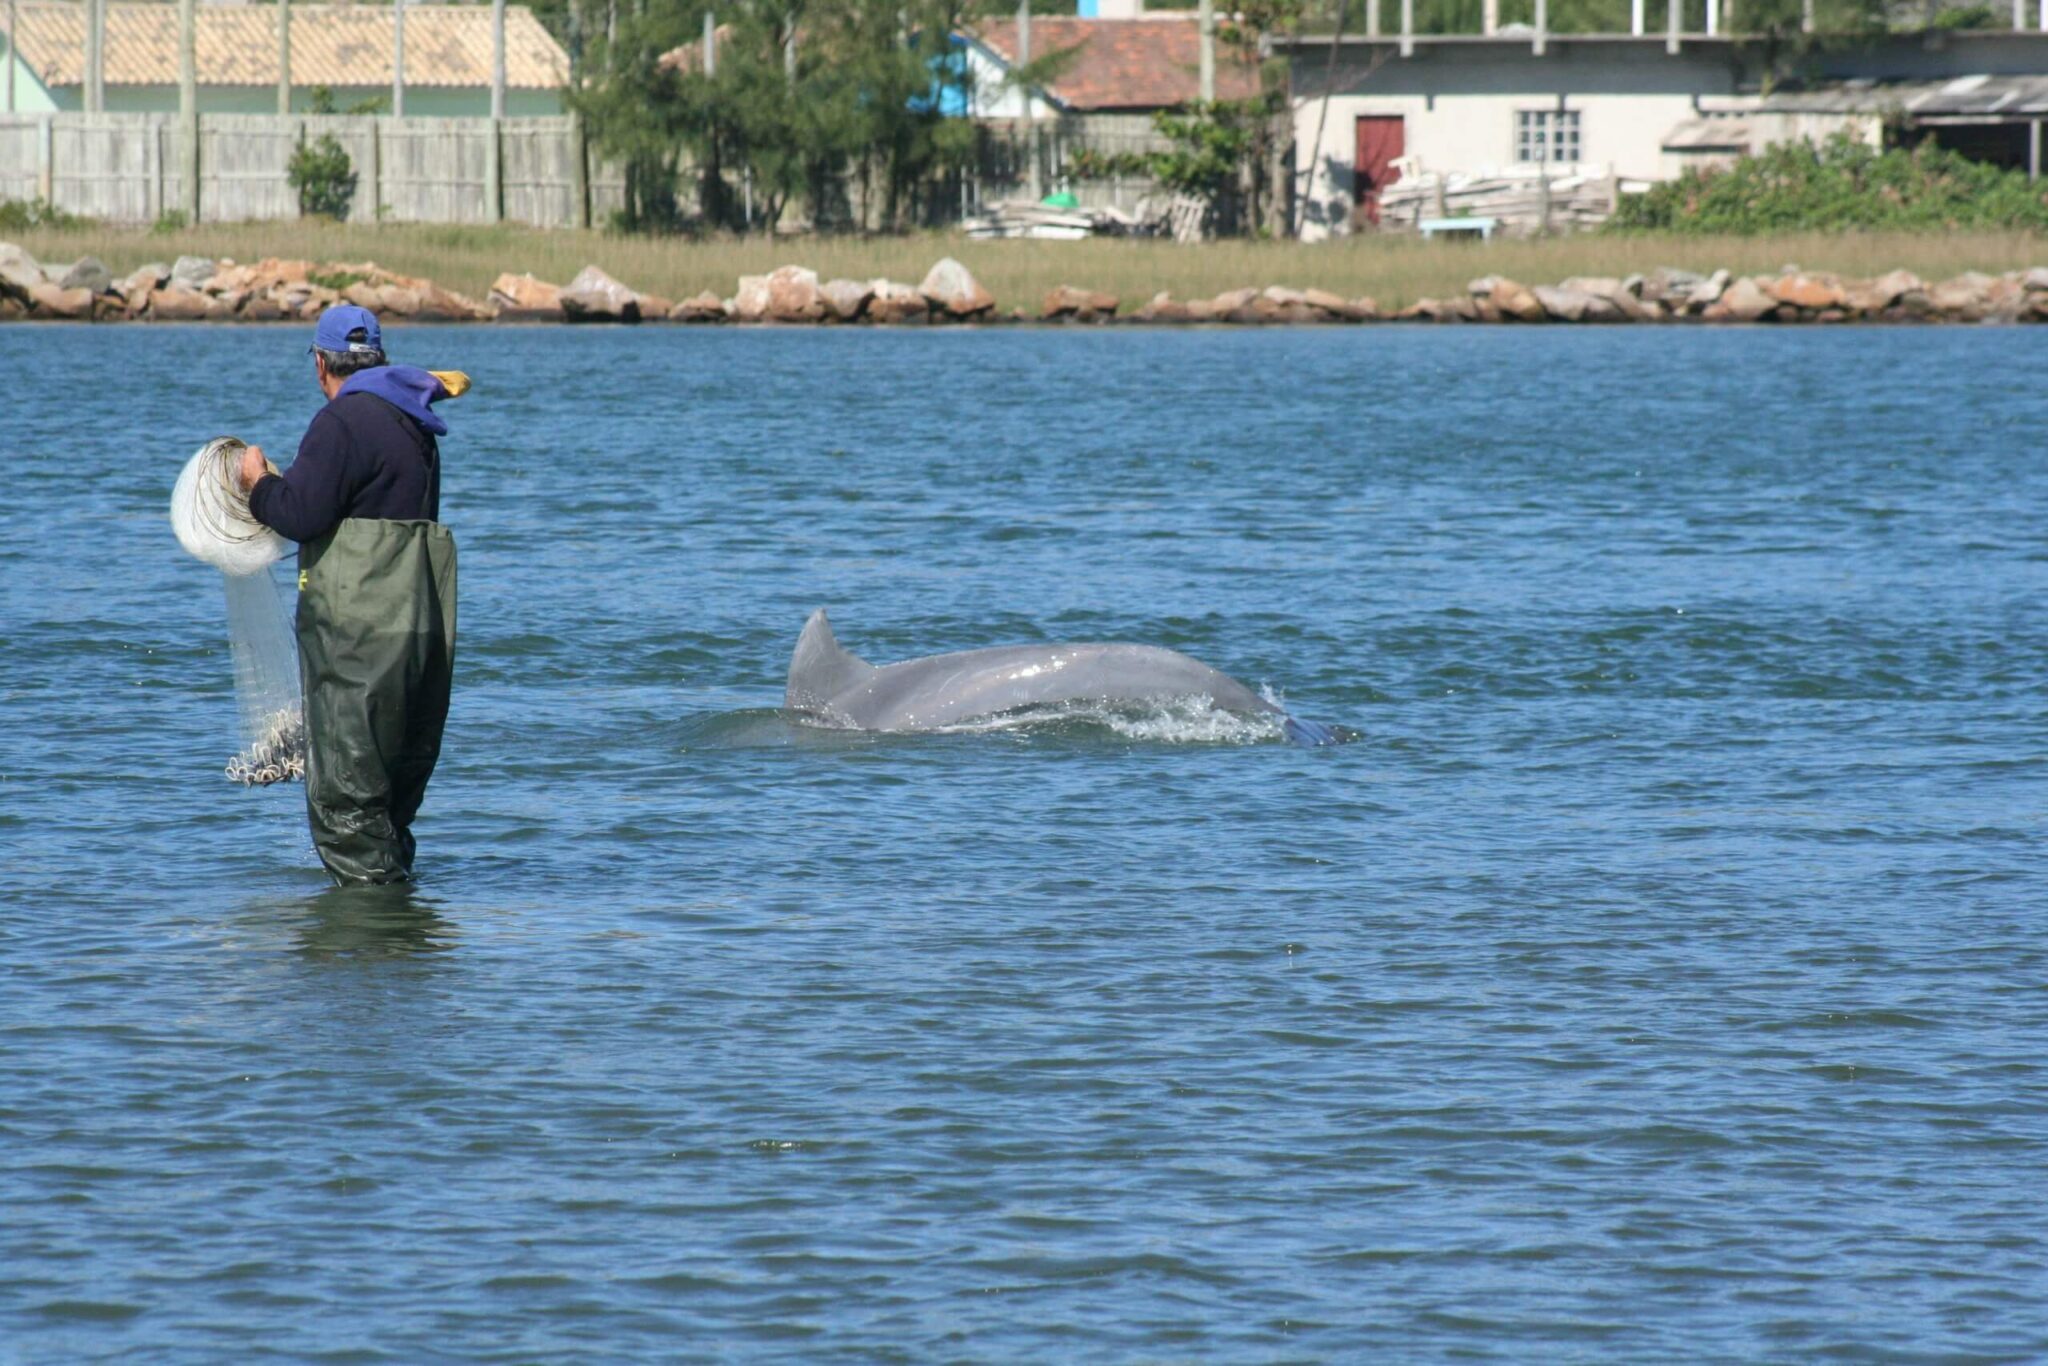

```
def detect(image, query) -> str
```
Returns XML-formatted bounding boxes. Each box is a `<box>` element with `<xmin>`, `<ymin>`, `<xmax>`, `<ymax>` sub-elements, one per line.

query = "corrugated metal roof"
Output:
<box><xmin>1662</xmin><ymin>117</ymin><xmax>1751</xmax><ymax>150</ymax></box>
<box><xmin>1749</xmin><ymin>75</ymin><xmax>2048</xmax><ymax>117</ymax></box>
<box><xmin>8</xmin><ymin>3</ymin><xmax>568</xmax><ymax>91</ymax></box>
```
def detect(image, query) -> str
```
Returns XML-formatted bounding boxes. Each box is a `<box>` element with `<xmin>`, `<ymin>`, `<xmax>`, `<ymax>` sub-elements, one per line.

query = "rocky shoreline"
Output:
<box><xmin>5</xmin><ymin>241</ymin><xmax>2047</xmax><ymax>326</ymax></box>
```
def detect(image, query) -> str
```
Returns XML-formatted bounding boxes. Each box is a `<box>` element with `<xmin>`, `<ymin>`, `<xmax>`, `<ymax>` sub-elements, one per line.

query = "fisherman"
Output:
<box><xmin>237</xmin><ymin>304</ymin><xmax>460</xmax><ymax>884</ymax></box>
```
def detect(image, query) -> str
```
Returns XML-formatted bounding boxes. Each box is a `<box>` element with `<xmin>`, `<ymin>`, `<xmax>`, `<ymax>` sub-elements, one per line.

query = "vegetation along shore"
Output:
<box><xmin>5</xmin><ymin>230</ymin><xmax>2048</xmax><ymax>327</ymax></box>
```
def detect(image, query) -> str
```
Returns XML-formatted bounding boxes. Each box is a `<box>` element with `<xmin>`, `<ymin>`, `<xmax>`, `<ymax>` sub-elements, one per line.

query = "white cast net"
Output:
<box><xmin>170</xmin><ymin>438</ymin><xmax>307</xmax><ymax>786</ymax></box>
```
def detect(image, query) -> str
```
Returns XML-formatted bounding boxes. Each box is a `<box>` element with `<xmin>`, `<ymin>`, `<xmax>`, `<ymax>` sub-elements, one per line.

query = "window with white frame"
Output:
<box><xmin>1515</xmin><ymin>109</ymin><xmax>1581</xmax><ymax>165</ymax></box>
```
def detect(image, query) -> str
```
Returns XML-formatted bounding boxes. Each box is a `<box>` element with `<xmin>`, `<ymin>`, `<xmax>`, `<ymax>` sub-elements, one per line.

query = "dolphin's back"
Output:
<box><xmin>786</xmin><ymin>609</ymin><xmax>879</xmax><ymax>713</ymax></box>
<box><xmin>789</xmin><ymin>611</ymin><xmax>1279</xmax><ymax>730</ymax></box>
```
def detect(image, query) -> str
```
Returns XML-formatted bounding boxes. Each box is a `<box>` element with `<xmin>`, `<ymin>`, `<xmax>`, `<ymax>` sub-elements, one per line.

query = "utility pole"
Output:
<box><xmin>179</xmin><ymin>0</ymin><xmax>197</xmax><ymax>219</ymax></box>
<box><xmin>5</xmin><ymin>0</ymin><xmax>16</xmax><ymax>114</ymax></box>
<box><xmin>393</xmin><ymin>0</ymin><xmax>406</xmax><ymax>117</ymax></box>
<box><xmin>1198</xmin><ymin>0</ymin><xmax>1215</xmax><ymax>103</ymax></box>
<box><xmin>277</xmin><ymin>0</ymin><xmax>291</xmax><ymax>114</ymax></box>
<box><xmin>492</xmin><ymin>0</ymin><xmax>505</xmax><ymax>118</ymax></box>
<box><xmin>84</xmin><ymin>0</ymin><xmax>102</xmax><ymax>112</ymax></box>
<box><xmin>1017</xmin><ymin>0</ymin><xmax>1037</xmax><ymax>199</ymax></box>
<box><xmin>488</xmin><ymin>0</ymin><xmax>505</xmax><ymax>221</ymax></box>
<box><xmin>703</xmin><ymin>9</ymin><xmax>716</xmax><ymax>75</ymax></box>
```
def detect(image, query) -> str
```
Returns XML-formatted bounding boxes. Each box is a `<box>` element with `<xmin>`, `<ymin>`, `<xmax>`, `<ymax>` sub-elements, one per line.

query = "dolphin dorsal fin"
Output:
<box><xmin>786</xmin><ymin>608</ymin><xmax>878</xmax><ymax>711</ymax></box>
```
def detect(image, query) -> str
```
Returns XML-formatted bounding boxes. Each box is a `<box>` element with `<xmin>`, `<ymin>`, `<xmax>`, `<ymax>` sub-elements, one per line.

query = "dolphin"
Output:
<box><xmin>784</xmin><ymin>609</ymin><xmax>1338</xmax><ymax>746</ymax></box>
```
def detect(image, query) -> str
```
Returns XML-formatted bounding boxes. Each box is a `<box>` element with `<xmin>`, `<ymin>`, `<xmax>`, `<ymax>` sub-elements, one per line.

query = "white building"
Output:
<box><xmin>1284</xmin><ymin>29</ymin><xmax>2048</xmax><ymax>239</ymax></box>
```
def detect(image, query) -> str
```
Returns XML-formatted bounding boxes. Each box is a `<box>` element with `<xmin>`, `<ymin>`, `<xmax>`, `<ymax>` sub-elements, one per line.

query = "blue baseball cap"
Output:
<box><xmin>308</xmin><ymin>303</ymin><xmax>383</xmax><ymax>355</ymax></box>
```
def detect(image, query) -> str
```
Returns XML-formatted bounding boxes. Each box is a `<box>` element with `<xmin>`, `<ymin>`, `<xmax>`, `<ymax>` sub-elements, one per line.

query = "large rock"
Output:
<box><xmin>1135</xmin><ymin>291</ymin><xmax>1192</xmax><ymax>323</ymax></box>
<box><xmin>1685</xmin><ymin>268</ymin><xmax>1731</xmax><ymax>312</ymax></box>
<box><xmin>819</xmin><ymin>277</ymin><xmax>873</xmax><ymax>322</ymax></box>
<box><xmin>27</xmin><ymin>281</ymin><xmax>94</xmax><ymax>319</ymax></box>
<box><xmin>560</xmin><ymin>264</ymin><xmax>641</xmax><ymax>323</ymax></box>
<box><xmin>1929</xmin><ymin>272</ymin><xmax>1994</xmax><ymax>320</ymax></box>
<box><xmin>0</xmin><ymin>241</ymin><xmax>39</xmax><ymax>304</ymax></box>
<box><xmin>1211</xmin><ymin>286</ymin><xmax>1259</xmax><ymax>315</ymax></box>
<box><xmin>148</xmin><ymin>286</ymin><xmax>214</xmax><ymax>320</ymax></box>
<box><xmin>121</xmin><ymin>262</ymin><xmax>170</xmax><ymax>299</ymax></box>
<box><xmin>58</xmin><ymin>255</ymin><xmax>113</xmax><ymax>295</ymax></box>
<box><xmin>764</xmin><ymin>264</ymin><xmax>822</xmax><ymax>322</ymax></box>
<box><xmin>1043</xmin><ymin>284</ymin><xmax>1119</xmax><ymax>321</ymax></box>
<box><xmin>868</xmin><ymin>279</ymin><xmax>929</xmax><ymax>324</ymax></box>
<box><xmin>670</xmin><ymin>290</ymin><xmax>728</xmax><ymax>323</ymax></box>
<box><xmin>918</xmin><ymin>257</ymin><xmax>993</xmax><ymax>319</ymax></box>
<box><xmin>1645</xmin><ymin>266</ymin><xmax>1703</xmax><ymax>304</ymax></box>
<box><xmin>1560</xmin><ymin>276</ymin><xmax>1624</xmax><ymax>302</ymax></box>
<box><xmin>1490</xmin><ymin>277</ymin><xmax>1545</xmax><ymax>322</ymax></box>
<box><xmin>1532</xmin><ymin>284</ymin><xmax>1595</xmax><ymax>323</ymax></box>
<box><xmin>489</xmin><ymin>271</ymin><xmax>562</xmax><ymax>316</ymax></box>
<box><xmin>1302</xmin><ymin>287</ymin><xmax>1362</xmax><ymax>321</ymax></box>
<box><xmin>1769</xmin><ymin>271</ymin><xmax>1846</xmax><ymax>310</ymax></box>
<box><xmin>170</xmin><ymin>255</ymin><xmax>217</xmax><ymax>291</ymax></box>
<box><xmin>1715</xmin><ymin>276</ymin><xmax>1776</xmax><ymax>322</ymax></box>
<box><xmin>732</xmin><ymin>274</ymin><xmax>771</xmax><ymax>322</ymax></box>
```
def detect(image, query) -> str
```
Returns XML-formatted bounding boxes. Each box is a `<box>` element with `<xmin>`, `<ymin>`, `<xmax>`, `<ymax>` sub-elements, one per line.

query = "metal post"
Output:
<box><xmin>1367</xmin><ymin>0</ymin><xmax>1380</xmax><ymax>36</ymax></box>
<box><xmin>1483</xmin><ymin>0</ymin><xmax>1498</xmax><ymax>34</ymax></box>
<box><xmin>1631</xmin><ymin>0</ymin><xmax>1644</xmax><ymax>33</ymax></box>
<box><xmin>179</xmin><ymin>0</ymin><xmax>197</xmax><ymax>219</ymax></box>
<box><xmin>1401</xmin><ymin>0</ymin><xmax>1414</xmax><ymax>56</ymax></box>
<box><xmin>569</xmin><ymin>106</ymin><xmax>588</xmax><ymax>227</ymax></box>
<box><xmin>2032</xmin><ymin>119</ymin><xmax>2042</xmax><ymax>179</ymax></box>
<box><xmin>1706</xmin><ymin>0</ymin><xmax>1718</xmax><ymax>34</ymax></box>
<box><xmin>277</xmin><ymin>0</ymin><xmax>291</xmax><ymax>113</ymax></box>
<box><xmin>703</xmin><ymin>9</ymin><xmax>716</xmax><ymax>76</ymax></box>
<box><xmin>1018</xmin><ymin>0</ymin><xmax>1037</xmax><ymax>199</ymax></box>
<box><xmin>1198</xmin><ymin>0</ymin><xmax>1215</xmax><ymax>102</ymax></box>
<box><xmin>37</xmin><ymin>111</ymin><xmax>51</xmax><ymax>201</ymax></box>
<box><xmin>2014</xmin><ymin>0</ymin><xmax>2024</xmax><ymax>28</ymax></box>
<box><xmin>492</xmin><ymin>0</ymin><xmax>506</xmax><ymax>117</ymax></box>
<box><xmin>1533</xmin><ymin>0</ymin><xmax>1546</xmax><ymax>51</ymax></box>
<box><xmin>488</xmin><ymin>0</ymin><xmax>504</xmax><ymax>220</ymax></box>
<box><xmin>1668</xmin><ymin>0</ymin><xmax>1682</xmax><ymax>51</ymax></box>
<box><xmin>1802</xmin><ymin>0</ymin><xmax>1814</xmax><ymax>31</ymax></box>
<box><xmin>5</xmin><ymin>0</ymin><xmax>15</xmax><ymax>113</ymax></box>
<box><xmin>84</xmin><ymin>0</ymin><xmax>102</xmax><ymax>112</ymax></box>
<box><xmin>392</xmin><ymin>0</ymin><xmax>405</xmax><ymax>118</ymax></box>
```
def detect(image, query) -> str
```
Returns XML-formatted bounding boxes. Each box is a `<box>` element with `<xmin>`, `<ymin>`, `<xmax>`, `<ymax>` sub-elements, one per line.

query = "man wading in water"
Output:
<box><xmin>237</xmin><ymin>304</ymin><xmax>460</xmax><ymax>884</ymax></box>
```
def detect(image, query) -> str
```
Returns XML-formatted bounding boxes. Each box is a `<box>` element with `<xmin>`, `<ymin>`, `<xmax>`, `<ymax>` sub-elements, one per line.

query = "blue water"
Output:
<box><xmin>2</xmin><ymin>323</ymin><xmax>2044</xmax><ymax>1360</ymax></box>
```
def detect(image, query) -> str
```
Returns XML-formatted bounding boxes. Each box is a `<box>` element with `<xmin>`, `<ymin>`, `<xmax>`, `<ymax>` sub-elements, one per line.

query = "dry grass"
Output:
<box><xmin>11</xmin><ymin>221</ymin><xmax>2046</xmax><ymax>311</ymax></box>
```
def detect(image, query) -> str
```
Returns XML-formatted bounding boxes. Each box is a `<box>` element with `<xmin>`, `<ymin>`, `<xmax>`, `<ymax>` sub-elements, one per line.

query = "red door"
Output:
<box><xmin>1354</xmin><ymin>115</ymin><xmax>1405</xmax><ymax>225</ymax></box>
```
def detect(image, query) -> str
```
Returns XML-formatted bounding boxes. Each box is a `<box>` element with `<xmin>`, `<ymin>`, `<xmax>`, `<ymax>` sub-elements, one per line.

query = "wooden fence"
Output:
<box><xmin>0</xmin><ymin>112</ymin><xmax>623</xmax><ymax>228</ymax></box>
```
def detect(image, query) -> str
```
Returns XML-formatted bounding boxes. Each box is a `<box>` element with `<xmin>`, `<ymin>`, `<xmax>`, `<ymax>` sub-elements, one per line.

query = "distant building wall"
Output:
<box><xmin>1292</xmin><ymin>40</ymin><xmax>1738</xmax><ymax>239</ymax></box>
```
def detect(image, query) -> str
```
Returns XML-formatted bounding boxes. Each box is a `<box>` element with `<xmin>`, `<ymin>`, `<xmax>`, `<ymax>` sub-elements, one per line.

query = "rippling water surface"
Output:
<box><xmin>2</xmin><ymin>322</ymin><xmax>2044</xmax><ymax>1360</ymax></box>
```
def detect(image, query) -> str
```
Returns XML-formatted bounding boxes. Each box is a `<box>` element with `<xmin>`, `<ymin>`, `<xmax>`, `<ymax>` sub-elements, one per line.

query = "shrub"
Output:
<box><xmin>0</xmin><ymin>197</ymin><xmax>91</xmax><ymax>231</ymax></box>
<box><xmin>1610</xmin><ymin>133</ymin><xmax>2048</xmax><ymax>235</ymax></box>
<box><xmin>288</xmin><ymin>134</ymin><xmax>358</xmax><ymax>220</ymax></box>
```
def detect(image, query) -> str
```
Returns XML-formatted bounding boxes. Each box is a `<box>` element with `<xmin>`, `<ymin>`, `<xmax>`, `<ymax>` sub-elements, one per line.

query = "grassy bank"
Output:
<box><xmin>11</xmin><ymin>222</ymin><xmax>2046</xmax><ymax>311</ymax></box>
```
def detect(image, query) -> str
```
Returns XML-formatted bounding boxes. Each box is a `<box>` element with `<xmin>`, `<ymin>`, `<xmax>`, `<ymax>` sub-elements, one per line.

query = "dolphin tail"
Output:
<box><xmin>1282</xmin><ymin>715</ymin><xmax>1341</xmax><ymax>748</ymax></box>
<box><xmin>787</xmin><ymin>609</ymin><xmax>879</xmax><ymax>712</ymax></box>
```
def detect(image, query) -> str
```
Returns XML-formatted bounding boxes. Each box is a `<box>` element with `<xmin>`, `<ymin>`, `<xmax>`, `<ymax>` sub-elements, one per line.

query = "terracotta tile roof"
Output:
<box><xmin>972</xmin><ymin>18</ymin><xmax>1261</xmax><ymax>112</ymax></box>
<box><xmin>8</xmin><ymin>2</ymin><xmax>568</xmax><ymax>90</ymax></box>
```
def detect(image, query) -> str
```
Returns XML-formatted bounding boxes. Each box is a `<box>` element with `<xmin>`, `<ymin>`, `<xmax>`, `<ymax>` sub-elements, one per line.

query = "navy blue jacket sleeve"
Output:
<box><xmin>249</xmin><ymin>406</ymin><xmax>358</xmax><ymax>544</ymax></box>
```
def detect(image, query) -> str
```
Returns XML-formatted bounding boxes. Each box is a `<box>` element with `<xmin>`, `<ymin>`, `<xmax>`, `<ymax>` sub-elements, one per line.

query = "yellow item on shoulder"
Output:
<box><xmin>429</xmin><ymin>370</ymin><xmax>472</xmax><ymax>399</ymax></box>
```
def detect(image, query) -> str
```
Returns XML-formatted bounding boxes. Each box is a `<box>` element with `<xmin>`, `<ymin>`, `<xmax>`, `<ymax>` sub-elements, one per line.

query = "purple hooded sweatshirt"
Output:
<box><xmin>248</xmin><ymin>365</ymin><xmax>452</xmax><ymax>543</ymax></box>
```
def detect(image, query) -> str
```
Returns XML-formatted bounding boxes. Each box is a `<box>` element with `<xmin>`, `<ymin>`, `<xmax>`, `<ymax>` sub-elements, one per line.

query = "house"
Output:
<box><xmin>957</xmin><ymin>15</ymin><xmax>1261</xmax><ymax>119</ymax></box>
<box><xmin>1281</xmin><ymin>26</ymin><xmax>2048</xmax><ymax>238</ymax></box>
<box><xmin>0</xmin><ymin>2</ymin><xmax>569</xmax><ymax>117</ymax></box>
